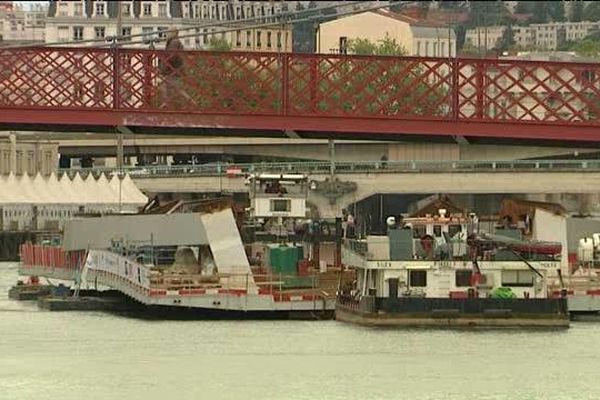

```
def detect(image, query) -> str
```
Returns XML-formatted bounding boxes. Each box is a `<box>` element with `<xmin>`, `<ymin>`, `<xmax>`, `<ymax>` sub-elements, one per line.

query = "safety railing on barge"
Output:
<box><xmin>18</xmin><ymin>245</ymin><xmax>342</xmax><ymax>303</ymax></box>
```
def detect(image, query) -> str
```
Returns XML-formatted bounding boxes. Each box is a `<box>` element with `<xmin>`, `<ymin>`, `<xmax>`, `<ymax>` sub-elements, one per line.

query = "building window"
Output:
<box><xmin>441</xmin><ymin>42</ymin><xmax>446</xmax><ymax>57</ymax></box>
<box><xmin>142</xmin><ymin>27</ymin><xmax>153</xmax><ymax>42</ymax></box>
<box><xmin>74</xmin><ymin>3</ymin><xmax>83</xmax><ymax>17</ymax></box>
<box><xmin>257</xmin><ymin>31</ymin><xmax>262</xmax><ymax>47</ymax></box>
<box><xmin>143</xmin><ymin>3</ymin><xmax>152</xmax><ymax>16</ymax></box>
<box><xmin>448</xmin><ymin>224</ymin><xmax>461</xmax><ymax>238</ymax></box>
<box><xmin>95</xmin><ymin>2</ymin><xmax>105</xmax><ymax>16</ymax></box>
<box><xmin>58</xmin><ymin>3</ymin><xmax>68</xmax><ymax>16</ymax></box>
<box><xmin>58</xmin><ymin>26</ymin><xmax>69</xmax><ymax>42</ymax></box>
<box><xmin>236</xmin><ymin>6</ymin><xmax>241</xmax><ymax>20</ymax></box>
<box><xmin>235</xmin><ymin>30</ymin><xmax>241</xmax><ymax>47</ymax></box>
<box><xmin>158</xmin><ymin>3</ymin><xmax>167</xmax><ymax>17</ymax></box>
<box><xmin>121</xmin><ymin>27</ymin><xmax>132</xmax><ymax>40</ymax></box>
<box><xmin>501</xmin><ymin>270</ymin><xmax>534</xmax><ymax>287</ymax></box>
<box><xmin>409</xmin><ymin>270</ymin><xmax>427</xmax><ymax>287</ymax></box>
<box><xmin>94</xmin><ymin>26</ymin><xmax>106</xmax><ymax>39</ymax></box>
<box><xmin>412</xmin><ymin>225</ymin><xmax>426</xmax><ymax>239</ymax></box>
<box><xmin>433</xmin><ymin>42</ymin><xmax>438</xmax><ymax>57</ymax></box>
<box><xmin>339</xmin><ymin>36</ymin><xmax>348</xmax><ymax>54</ymax></box>
<box><xmin>433</xmin><ymin>225</ymin><xmax>442</xmax><ymax>237</ymax></box>
<box><xmin>122</xmin><ymin>3</ymin><xmax>131</xmax><ymax>17</ymax></box>
<box><xmin>73</xmin><ymin>26</ymin><xmax>84</xmax><ymax>41</ymax></box>
<box><xmin>246</xmin><ymin>30</ymin><xmax>252</xmax><ymax>47</ymax></box>
<box><xmin>277</xmin><ymin>31</ymin><xmax>282</xmax><ymax>48</ymax></box>
<box><xmin>270</xmin><ymin>199</ymin><xmax>291</xmax><ymax>213</ymax></box>
<box><xmin>455</xmin><ymin>270</ymin><xmax>472</xmax><ymax>287</ymax></box>
<box><xmin>425</xmin><ymin>42</ymin><xmax>429</xmax><ymax>56</ymax></box>
<box><xmin>157</xmin><ymin>27</ymin><xmax>168</xmax><ymax>39</ymax></box>
<box><xmin>416</xmin><ymin>41</ymin><xmax>421</xmax><ymax>55</ymax></box>
<box><xmin>267</xmin><ymin>31</ymin><xmax>272</xmax><ymax>48</ymax></box>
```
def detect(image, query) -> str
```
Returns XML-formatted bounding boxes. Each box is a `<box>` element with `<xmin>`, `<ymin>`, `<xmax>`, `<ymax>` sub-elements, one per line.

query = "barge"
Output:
<box><xmin>337</xmin><ymin>210</ymin><xmax>569</xmax><ymax>328</ymax></box>
<box><xmin>16</xmin><ymin>175</ymin><xmax>353</xmax><ymax>319</ymax></box>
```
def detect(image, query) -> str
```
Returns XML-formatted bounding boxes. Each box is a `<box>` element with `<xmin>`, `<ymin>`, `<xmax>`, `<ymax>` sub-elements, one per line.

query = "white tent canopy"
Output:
<box><xmin>0</xmin><ymin>172</ymin><xmax>148</xmax><ymax>206</ymax></box>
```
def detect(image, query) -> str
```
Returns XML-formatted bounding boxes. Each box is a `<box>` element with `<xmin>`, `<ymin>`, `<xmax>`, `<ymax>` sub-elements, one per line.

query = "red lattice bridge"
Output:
<box><xmin>1</xmin><ymin>47</ymin><xmax>600</xmax><ymax>143</ymax></box>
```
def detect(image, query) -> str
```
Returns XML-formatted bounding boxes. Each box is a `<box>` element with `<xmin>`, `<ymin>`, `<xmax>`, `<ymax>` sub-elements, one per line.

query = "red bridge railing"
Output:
<box><xmin>1</xmin><ymin>47</ymin><xmax>600</xmax><ymax>127</ymax></box>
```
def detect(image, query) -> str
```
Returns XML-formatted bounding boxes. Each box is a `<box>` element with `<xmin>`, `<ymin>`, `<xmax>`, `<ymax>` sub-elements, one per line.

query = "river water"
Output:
<box><xmin>0</xmin><ymin>262</ymin><xmax>599</xmax><ymax>400</ymax></box>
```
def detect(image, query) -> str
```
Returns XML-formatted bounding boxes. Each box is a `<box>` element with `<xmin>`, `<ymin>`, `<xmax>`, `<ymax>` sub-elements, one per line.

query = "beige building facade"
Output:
<box><xmin>514</xmin><ymin>21</ymin><xmax>600</xmax><ymax>51</ymax></box>
<box><xmin>0</xmin><ymin>134</ymin><xmax>59</xmax><ymax>176</ymax></box>
<box><xmin>465</xmin><ymin>26</ymin><xmax>506</xmax><ymax>51</ymax></box>
<box><xmin>317</xmin><ymin>10</ymin><xmax>456</xmax><ymax>57</ymax></box>
<box><xmin>45</xmin><ymin>0</ymin><xmax>290</xmax><ymax>50</ymax></box>
<box><xmin>0</xmin><ymin>2</ymin><xmax>46</xmax><ymax>45</ymax></box>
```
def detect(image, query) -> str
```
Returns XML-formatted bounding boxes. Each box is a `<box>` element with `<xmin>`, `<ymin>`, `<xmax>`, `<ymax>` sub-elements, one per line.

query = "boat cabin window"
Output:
<box><xmin>501</xmin><ymin>270</ymin><xmax>534</xmax><ymax>287</ymax></box>
<box><xmin>448</xmin><ymin>224</ymin><xmax>462</xmax><ymax>238</ymax></box>
<box><xmin>412</xmin><ymin>225</ymin><xmax>426</xmax><ymax>239</ymax></box>
<box><xmin>455</xmin><ymin>270</ymin><xmax>472</xmax><ymax>287</ymax></box>
<box><xmin>433</xmin><ymin>225</ymin><xmax>442</xmax><ymax>237</ymax></box>
<box><xmin>270</xmin><ymin>199</ymin><xmax>291</xmax><ymax>212</ymax></box>
<box><xmin>409</xmin><ymin>270</ymin><xmax>427</xmax><ymax>287</ymax></box>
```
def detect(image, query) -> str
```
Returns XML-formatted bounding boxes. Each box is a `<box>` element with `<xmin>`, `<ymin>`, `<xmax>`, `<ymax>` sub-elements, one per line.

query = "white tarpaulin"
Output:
<box><xmin>0</xmin><ymin>172</ymin><xmax>147</xmax><ymax>205</ymax></box>
<box><xmin>200</xmin><ymin>209</ymin><xmax>256</xmax><ymax>290</ymax></box>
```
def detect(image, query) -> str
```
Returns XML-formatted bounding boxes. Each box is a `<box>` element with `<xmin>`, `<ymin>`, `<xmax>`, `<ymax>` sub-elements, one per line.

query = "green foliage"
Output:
<box><xmin>570</xmin><ymin>1</ymin><xmax>584</xmax><ymax>22</ymax></box>
<box><xmin>569</xmin><ymin>38</ymin><xmax>600</xmax><ymax>58</ymax></box>
<box><xmin>515</xmin><ymin>1</ymin><xmax>534</xmax><ymax>14</ymax></box>
<box><xmin>516</xmin><ymin>1</ymin><xmax>564</xmax><ymax>22</ymax></box>
<box><xmin>468</xmin><ymin>1</ymin><xmax>512</xmax><ymax>27</ymax></box>
<box><xmin>323</xmin><ymin>37</ymin><xmax>449</xmax><ymax>117</ymax></box>
<box><xmin>348</xmin><ymin>36</ymin><xmax>408</xmax><ymax>56</ymax></box>
<box><xmin>496</xmin><ymin>25</ymin><xmax>515</xmax><ymax>52</ymax></box>
<box><xmin>460</xmin><ymin>42</ymin><xmax>480</xmax><ymax>56</ymax></box>
<box><xmin>585</xmin><ymin>1</ymin><xmax>600</xmax><ymax>22</ymax></box>
<box><xmin>206</xmin><ymin>37</ymin><xmax>231</xmax><ymax>51</ymax></box>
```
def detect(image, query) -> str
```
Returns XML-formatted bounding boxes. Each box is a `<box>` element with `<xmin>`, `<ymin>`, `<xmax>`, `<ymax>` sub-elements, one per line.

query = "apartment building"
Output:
<box><xmin>465</xmin><ymin>26</ymin><xmax>506</xmax><ymax>50</ymax></box>
<box><xmin>0</xmin><ymin>134</ymin><xmax>58</xmax><ymax>176</ymax></box>
<box><xmin>46</xmin><ymin>0</ymin><xmax>290</xmax><ymax>50</ymax></box>
<box><xmin>0</xmin><ymin>2</ymin><xmax>46</xmax><ymax>45</ymax></box>
<box><xmin>317</xmin><ymin>9</ymin><xmax>456</xmax><ymax>57</ymax></box>
<box><xmin>514</xmin><ymin>21</ymin><xmax>600</xmax><ymax>51</ymax></box>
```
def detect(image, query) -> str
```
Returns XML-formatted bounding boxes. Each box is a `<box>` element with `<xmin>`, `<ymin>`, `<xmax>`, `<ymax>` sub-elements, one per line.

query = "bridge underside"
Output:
<box><xmin>3</xmin><ymin>111</ymin><xmax>600</xmax><ymax>148</ymax></box>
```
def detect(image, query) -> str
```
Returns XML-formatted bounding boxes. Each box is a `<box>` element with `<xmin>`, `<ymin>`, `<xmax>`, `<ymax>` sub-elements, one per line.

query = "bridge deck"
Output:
<box><xmin>2</xmin><ymin>48</ymin><xmax>600</xmax><ymax>142</ymax></box>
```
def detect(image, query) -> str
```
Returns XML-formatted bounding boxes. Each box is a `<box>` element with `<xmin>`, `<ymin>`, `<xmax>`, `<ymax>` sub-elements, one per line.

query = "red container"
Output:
<box><xmin>297</xmin><ymin>259</ymin><xmax>310</xmax><ymax>276</ymax></box>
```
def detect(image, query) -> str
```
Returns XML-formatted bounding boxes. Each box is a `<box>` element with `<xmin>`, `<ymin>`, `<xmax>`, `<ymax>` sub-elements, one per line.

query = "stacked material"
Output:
<box><xmin>200</xmin><ymin>209</ymin><xmax>257</xmax><ymax>290</ymax></box>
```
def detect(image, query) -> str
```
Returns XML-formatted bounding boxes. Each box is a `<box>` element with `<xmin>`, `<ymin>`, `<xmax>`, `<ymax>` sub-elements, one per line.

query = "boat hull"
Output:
<box><xmin>336</xmin><ymin>297</ymin><xmax>569</xmax><ymax>328</ymax></box>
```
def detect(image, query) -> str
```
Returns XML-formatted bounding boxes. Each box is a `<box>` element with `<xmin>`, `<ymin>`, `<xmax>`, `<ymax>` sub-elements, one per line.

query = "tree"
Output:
<box><xmin>585</xmin><ymin>1</ymin><xmax>600</xmax><ymax>22</ymax></box>
<box><xmin>348</xmin><ymin>36</ymin><xmax>408</xmax><ymax>56</ymax></box>
<box><xmin>547</xmin><ymin>1</ymin><xmax>566</xmax><ymax>22</ymax></box>
<box><xmin>320</xmin><ymin>37</ymin><xmax>449</xmax><ymax>118</ymax></box>
<box><xmin>518</xmin><ymin>1</ymin><xmax>565</xmax><ymax>23</ymax></box>
<box><xmin>571</xmin><ymin>1</ymin><xmax>584</xmax><ymax>22</ymax></box>
<box><xmin>496</xmin><ymin>25</ymin><xmax>515</xmax><ymax>52</ymax></box>
<box><xmin>515</xmin><ymin>1</ymin><xmax>534</xmax><ymax>14</ymax></box>
<box><xmin>468</xmin><ymin>1</ymin><xmax>512</xmax><ymax>27</ymax></box>
<box><xmin>570</xmin><ymin>38</ymin><xmax>600</xmax><ymax>58</ymax></box>
<box><xmin>206</xmin><ymin>37</ymin><xmax>231</xmax><ymax>51</ymax></box>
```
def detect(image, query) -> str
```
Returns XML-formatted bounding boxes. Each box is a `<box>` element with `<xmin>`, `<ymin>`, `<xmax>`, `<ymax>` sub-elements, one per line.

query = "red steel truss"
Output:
<box><xmin>1</xmin><ymin>47</ymin><xmax>600</xmax><ymax>141</ymax></box>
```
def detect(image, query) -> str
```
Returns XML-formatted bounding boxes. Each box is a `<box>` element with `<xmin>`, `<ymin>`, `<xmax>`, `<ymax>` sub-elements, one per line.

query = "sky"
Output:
<box><xmin>10</xmin><ymin>1</ymin><xmax>47</xmax><ymax>11</ymax></box>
